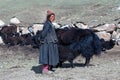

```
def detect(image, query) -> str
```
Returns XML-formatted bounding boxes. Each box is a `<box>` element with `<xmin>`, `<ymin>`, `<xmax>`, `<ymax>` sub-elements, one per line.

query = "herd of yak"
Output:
<box><xmin>0</xmin><ymin>18</ymin><xmax>118</xmax><ymax>68</ymax></box>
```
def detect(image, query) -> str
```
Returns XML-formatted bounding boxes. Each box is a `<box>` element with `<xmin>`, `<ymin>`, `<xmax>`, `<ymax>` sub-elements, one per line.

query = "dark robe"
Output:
<box><xmin>39</xmin><ymin>21</ymin><xmax>59</xmax><ymax>66</ymax></box>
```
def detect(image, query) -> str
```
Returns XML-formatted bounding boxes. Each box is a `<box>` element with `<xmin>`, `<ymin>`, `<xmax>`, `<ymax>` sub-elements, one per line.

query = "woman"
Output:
<box><xmin>39</xmin><ymin>10</ymin><xmax>59</xmax><ymax>73</ymax></box>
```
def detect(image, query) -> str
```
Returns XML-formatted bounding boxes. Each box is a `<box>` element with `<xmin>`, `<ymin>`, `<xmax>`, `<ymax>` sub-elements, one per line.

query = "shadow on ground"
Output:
<box><xmin>31</xmin><ymin>65</ymin><xmax>42</xmax><ymax>74</ymax></box>
<box><xmin>31</xmin><ymin>63</ymin><xmax>94</xmax><ymax>73</ymax></box>
<box><xmin>56</xmin><ymin>63</ymin><xmax>94</xmax><ymax>68</ymax></box>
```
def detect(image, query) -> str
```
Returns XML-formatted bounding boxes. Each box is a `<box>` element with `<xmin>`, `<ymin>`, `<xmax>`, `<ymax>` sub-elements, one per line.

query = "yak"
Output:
<box><xmin>0</xmin><ymin>23</ymin><xmax>17</xmax><ymax>44</ymax></box>
<box><xmin>55</xmin><ymin>28</ymin><xmax>102</xmax><ymax>67</ymax></box>
<box><xmin>55</xmin><ymin>27</ymin><xmax>95</xmax><ymax>45</ymax></box>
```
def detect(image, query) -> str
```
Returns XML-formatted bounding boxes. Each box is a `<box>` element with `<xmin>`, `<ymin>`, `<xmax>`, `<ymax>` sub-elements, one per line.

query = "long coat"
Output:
<box><xmin>39</xmin><ymin>21</ymin><xmax>59</xmax><ymax>66</ymax></box>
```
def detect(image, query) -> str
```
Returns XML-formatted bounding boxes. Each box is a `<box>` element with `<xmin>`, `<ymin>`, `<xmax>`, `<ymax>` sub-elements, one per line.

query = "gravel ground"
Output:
<box><xmin>0</xmin><ymin>0</ymin><xmax>120</xmax><ymax>80</ymax></box>
<box><xmin>0</xmin><ymin>45</ymin><xmax>120</xmax><ymax>80</ymax></box>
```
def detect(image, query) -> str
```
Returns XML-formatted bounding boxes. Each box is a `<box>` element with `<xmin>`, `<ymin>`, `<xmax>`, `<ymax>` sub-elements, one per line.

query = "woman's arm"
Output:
<box><xmin>41</xmin><ymin>22</ymin><xmax>50</xmax><ymax>39</ymax></box>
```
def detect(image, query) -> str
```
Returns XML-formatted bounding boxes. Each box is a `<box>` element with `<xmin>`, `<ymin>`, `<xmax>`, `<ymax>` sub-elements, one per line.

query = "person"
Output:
<box><xmin>39</xmin><ymin>10</ymin><xmax>59</xmax><ymax>73</ymax></box>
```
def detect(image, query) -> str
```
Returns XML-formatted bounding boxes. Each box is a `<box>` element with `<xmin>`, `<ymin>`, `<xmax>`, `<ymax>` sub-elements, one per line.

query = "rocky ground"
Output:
<box><xmin>0</xmin><ymin>45</ymin><xmax>120</xmax><ymax>80</ymax></box>
<box><xmin>0</xmin><ymin>0</ymin><xmax>120</xmax><ymax>80</ymax></box>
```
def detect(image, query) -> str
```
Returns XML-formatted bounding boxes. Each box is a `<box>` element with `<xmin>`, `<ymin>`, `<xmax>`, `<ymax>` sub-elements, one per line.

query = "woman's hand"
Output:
<box><xmin>40</xmin><ymin>40</ymin><xmax>44</xmax><ymax>44</ymax></box>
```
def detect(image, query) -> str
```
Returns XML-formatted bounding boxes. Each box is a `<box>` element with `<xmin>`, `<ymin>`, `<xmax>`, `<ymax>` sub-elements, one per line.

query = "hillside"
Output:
<box><xmin>0</xmin><ymin>0</ymin><xmax>120</xmax><ymax>80</ymax></box>
<box><xmin>0</xmin><ymin>0</ymin><xmax>120</xmax><ymax>26</ymax></box>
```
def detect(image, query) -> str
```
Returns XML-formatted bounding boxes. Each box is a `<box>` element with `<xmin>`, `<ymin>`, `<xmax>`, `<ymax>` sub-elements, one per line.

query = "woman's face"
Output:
<box><xmin>49</xmin><ymin>15</ymin><xmax>55</xmax><ymax>22</ymax></box>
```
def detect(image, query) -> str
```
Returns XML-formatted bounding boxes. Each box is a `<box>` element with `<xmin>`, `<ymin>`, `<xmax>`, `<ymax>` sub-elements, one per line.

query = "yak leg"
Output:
<box><xmin>56</xmin><ymin>61</ymin><xmax>63</xmax><ymax>68</ymax></box>
<box><xmin>84</xmin><ymin>57</ymin><xmax>90</xmax><ymax>66</ymax></box>
<box><xmin>69</xmin><ymin>59</ymin><xmax>74</xmax><ymax>68</ymax></box>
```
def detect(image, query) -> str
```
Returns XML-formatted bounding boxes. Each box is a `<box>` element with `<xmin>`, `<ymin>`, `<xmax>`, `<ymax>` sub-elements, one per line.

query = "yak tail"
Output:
<box><xmin>92</xmin><ymin>32</ymin><xmax>102</xmax><ymax>55</ymax></box>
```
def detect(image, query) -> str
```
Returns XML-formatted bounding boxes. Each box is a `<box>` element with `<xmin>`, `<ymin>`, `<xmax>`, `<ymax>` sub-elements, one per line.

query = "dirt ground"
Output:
<box><xmin>0</xmin><ymin>0</ymin><xmax>120</xmax><ymax>80</ymax></box>
<box><xmin>0</xmin><ymin>44</ymin><xmax>120</xmax><ymax>80</ymax></box>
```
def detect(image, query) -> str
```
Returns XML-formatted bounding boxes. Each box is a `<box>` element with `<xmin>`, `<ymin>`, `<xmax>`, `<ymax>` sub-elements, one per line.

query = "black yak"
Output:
<box><xmin>55</xmin><ymin>27</ymin><xmax>95</xmax><ymax>45</ymax></box>
<box><xmin>57</xmin><ymin>45</ymin><xmax>80</xmax><ymax>68</ymax></box>
<box><xmin>56</xmin><ymin>28</ymin><xmax>102</xmax><ymax>67</ymax></box>
<box><xmin>0</xmin><ymin>24</ymin><xmax>17</xmax><ymax>44</ymax></box>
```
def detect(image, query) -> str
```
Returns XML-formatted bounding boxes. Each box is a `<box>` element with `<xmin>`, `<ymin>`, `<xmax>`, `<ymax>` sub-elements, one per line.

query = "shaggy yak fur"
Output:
<box><xmin>100</xmin><ymin>38</ymin><xmax>116</xmax><ymax>52</ymax></box>
<box><xmin>56</xmin><ymin>28</ymin><xmax>102</xmax><ymax>67</ymax></box>
<box><xmin>0</xmin><ymin>24</ymin><xmax>17</xmax><ymax>44</ymax></box>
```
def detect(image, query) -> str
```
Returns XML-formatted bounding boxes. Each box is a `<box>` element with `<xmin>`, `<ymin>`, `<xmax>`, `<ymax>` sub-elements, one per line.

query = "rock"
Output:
<box><xmin>32</xmin><ymin>23</ymin><xmax>43</xmax><ymax>34</ymax></box>
<box><xmin>52</xmin><ymin>22</ymin><xmax>61</xmax><ymax>28</ymax></box>
<box><xmin>117</xmin><ymin>38</ymin><xmax>120</xmax><ymax>45</ymax></box>
<box><xmin>116</xmin><ymin>6</ymin><xmax>120</xmax><ymax>10</ymax></box>
<box><xmin>117</xmin><ymin>24</ymin><xmax>120</xmax><ymax>29</ymax></box>
<box><xmin>0</xmin><ymin>20</ymin><xmax>5</xmax><ymax>27</ymax></box>
<box><xmin>10</xmin><ymin>16</ymin><xmax>21</xmax><ymax>24</ymax></box>
<box><xmin>73</xmin><ymin>21</ymin><xmax>89</xmax><ymax>29</ymax></box>
<box><xmin>93</xmin><ymin>23</ymin><xmax>116</xmax><ymax>32</ymax></box>
<box><xmin>112</xmin><ymin>31</ymin><xmax>118</xmax><ymax>39</ymax></box>
<box><xmin>96</xmin><ymin>31</ymin><xmax>111</xmax><ymax>40</ymax></box>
